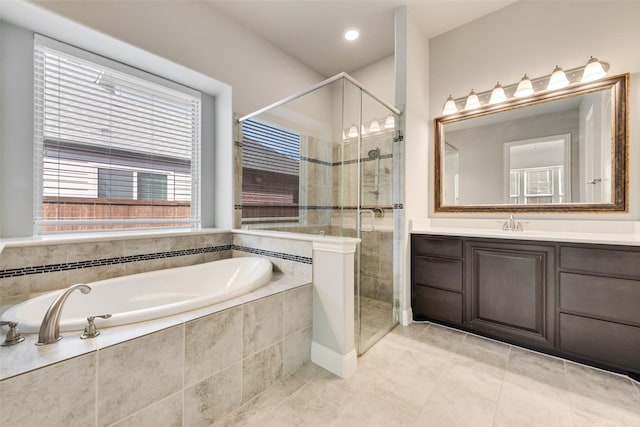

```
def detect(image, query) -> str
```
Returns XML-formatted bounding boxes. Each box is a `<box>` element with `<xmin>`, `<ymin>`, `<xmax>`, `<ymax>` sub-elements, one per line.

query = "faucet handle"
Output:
<box><xmin>80</xmin><ymin>314</ymin><xmax>112</xmax><ymax>339</ymax></box>
<box><xmin>0</xmin><ymin>320</ymin><xmax>25</xmax><ymax>346</ymax></box>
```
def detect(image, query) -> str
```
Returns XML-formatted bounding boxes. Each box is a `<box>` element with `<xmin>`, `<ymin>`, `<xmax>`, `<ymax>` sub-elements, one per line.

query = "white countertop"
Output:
<box><xmin>411</xmin><ymin>227</ymin><xmax>640</xmax><ymax>246</ymax></box>
<box><xmin>411</xmin><ymin>219</ymin><xmax>640</xmax><ymax>246</ymax></box>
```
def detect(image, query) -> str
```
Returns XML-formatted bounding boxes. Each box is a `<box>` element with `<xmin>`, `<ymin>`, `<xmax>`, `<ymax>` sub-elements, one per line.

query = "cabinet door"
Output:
<box><xmin>412</xmin><ymin>284</ymin><xmax>463</xmax><ymax>325</ymax></box>
<box><xmin>465</xmin><ymin>241</ymin><xmax>555</xmax><ymax>348</ymax></box>
<box><xmin>413</xmin><ymin>256</ymin><xmax>463</xmax><ymax>291</ymax></box>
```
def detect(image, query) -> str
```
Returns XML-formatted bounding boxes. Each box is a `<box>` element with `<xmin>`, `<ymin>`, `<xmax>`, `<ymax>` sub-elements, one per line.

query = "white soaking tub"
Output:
<box><xmin>1</xmin><ymin>257</ymin><xmax>272</xmax><ymax>333</ymax></box>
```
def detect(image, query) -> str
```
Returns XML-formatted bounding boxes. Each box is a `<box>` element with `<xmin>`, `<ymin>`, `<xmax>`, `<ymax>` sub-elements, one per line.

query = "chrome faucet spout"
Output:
<box><xmin>502</xmin><ymin>214</ymin><xmax>524</xmax><ymax>232</ymax></box>
<box><xmin>37</xmin><ymin>284</ymin><xmax>91</xmax><ymax>345</ymax></box>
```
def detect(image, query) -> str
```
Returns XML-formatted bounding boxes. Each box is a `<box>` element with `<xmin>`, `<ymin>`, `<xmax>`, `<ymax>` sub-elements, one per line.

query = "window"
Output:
<box><xmin>34</xmin><ymin>36</ymin><xmax>201</xmax><ymax>232</ymax></box>
<box><xmin>510</xmin><ymin>166</ymin><xmax>564</xmax><ymax>204</ymax></box>
<box><xmin>98</xmin><ymin>169</ymin><xmax>133</xmax><ymax>199</ymax></box>
<box><xmin>505</xmin><ymin>135</ymin><xmax>570</xmax><ymax>205</ymax></box>
<box><xmin>240</xmin><ymin>119</ymin><xmax>300</xmax><ymax>222</ymax></box>
<box><xmin>137</xmin><ymin>173</ymin><xmax>168</xmax><ymax>201</ymax></box>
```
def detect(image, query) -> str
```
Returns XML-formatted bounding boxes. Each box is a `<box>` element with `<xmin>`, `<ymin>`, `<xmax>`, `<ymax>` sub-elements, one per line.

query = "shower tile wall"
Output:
<box><xmin>360</xmin><ymin>230</ymin><xmax>394</xmax><ymax>302</ymax></box>
<box><xmin>299</xmin><ymin>135</ymin><xmax>334</xmax><ymax>227</ymax></box>
<box><xmin>332</xmin><ymin>133</ymin><xmax>395</xmax><ymax>305</ymax></box>
<box><xmin>234</xmin><ymin>138</ymin><xmax>243</xmax><ymax>227</ymax></box>
<box><xmin>337</xmin><ymin>135</ymin><xmax>394</xmax><ymax>209</ymax></box>
<box><xmin>232</xmin><ymin>233</ymin><xmax>312</xmax><ymax>283</ymax></box>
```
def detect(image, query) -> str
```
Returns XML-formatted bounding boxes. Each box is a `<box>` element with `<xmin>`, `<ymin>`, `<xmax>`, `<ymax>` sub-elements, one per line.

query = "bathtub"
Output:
<box><xmin>2</xmin><ymin>257</ymin><xmax>272</xmax><ymax>333</ymax></box>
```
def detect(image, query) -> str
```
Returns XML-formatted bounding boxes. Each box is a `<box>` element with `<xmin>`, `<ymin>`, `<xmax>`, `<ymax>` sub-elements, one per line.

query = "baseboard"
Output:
<box><xmin>401</xmin><ymin>307</ymin><xmax>413</xmax><ymax>326</ymax></box>
<box><xmin>310</xmin><ymin>341</ymin><xmax>357</xmax><ymax>378</ymax></box>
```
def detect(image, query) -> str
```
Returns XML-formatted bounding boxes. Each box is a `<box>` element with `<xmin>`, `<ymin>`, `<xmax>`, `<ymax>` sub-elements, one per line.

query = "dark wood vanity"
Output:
<box><xmin>412</xmin><ymin>233</ymin><xmax>640</xmax><ymax>379</ymax></box>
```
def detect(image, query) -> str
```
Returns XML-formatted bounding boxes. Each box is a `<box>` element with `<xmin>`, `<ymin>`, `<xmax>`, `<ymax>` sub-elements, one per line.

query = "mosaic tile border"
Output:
<box><xmin>340</xmin><ymin>153</ymin><xmax>393</xmax><ymax>166</ymax></box>
<box><xmin>239</xmin><ymin>205</ymin><xmax>399</xmax><ymax>211</ymax></box>
<box><xmin>0</xmin><ymin>244</ymin><xmax>312</xmax><ymax>279</ymax></box>
<box><xmin>299</xmin><ymin>156</ymin><xmax>332</xmax><ymax>166</ymax></box>
<box><xmin>299</xmin><ymin>154</ymin><xmax>393</xmax><ymax>167</ymax></box>
<box><xmin>233</xmin><ymin>246</ymin><xmax>312</xmax><ymax>264</ymax></box>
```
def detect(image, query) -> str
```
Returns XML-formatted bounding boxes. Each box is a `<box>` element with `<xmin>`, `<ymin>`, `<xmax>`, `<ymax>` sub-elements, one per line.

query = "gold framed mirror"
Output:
<box><xmin>434</xmin><ymin>73</ymin><xmax>628</xmax><ymax>213</ymax></box>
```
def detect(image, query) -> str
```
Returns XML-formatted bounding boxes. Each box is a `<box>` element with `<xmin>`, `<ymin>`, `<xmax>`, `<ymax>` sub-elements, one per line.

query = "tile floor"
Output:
<box><xmin>358</xmin><ymin>296</ymin><xmax>394</xmax><ymax>352</ymax></box>
<box><xmin>215</xmin><ymin>322</ymin><xmax>640</xmax><ymax>427</ymax></box>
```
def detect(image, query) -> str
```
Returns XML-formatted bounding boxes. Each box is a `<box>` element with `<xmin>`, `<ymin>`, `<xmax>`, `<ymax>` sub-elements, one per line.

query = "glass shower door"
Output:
<box><xmin>355</xmin><ymin>89</ymin><xmax>398</xmax><ymax>354</ymax></box>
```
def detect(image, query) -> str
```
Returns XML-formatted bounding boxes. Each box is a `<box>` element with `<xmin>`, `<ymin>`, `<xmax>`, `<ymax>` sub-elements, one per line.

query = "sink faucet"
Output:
<box><xmin>502</xmin><ymin>214</ymin><xmax>524</xmax><ymax>232</ymax></box>
<box><xmin>37</xmin><ymin>284</ymin><xmax>91</xmax><ymax>345</ymax></box>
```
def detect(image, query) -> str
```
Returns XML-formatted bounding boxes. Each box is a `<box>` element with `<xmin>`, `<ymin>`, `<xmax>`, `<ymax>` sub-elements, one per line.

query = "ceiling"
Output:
<box><xmin>207</xmin><ymin>0</ymin><xmax>517</xmax><ymax>77</ymax></box>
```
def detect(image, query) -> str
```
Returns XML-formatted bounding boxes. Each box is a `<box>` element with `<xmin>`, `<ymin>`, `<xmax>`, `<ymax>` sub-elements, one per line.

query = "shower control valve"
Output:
<box><xmin>81</xmin><ymin>314</ymin><xmax>112</xmax><ymax>339</ymax></box>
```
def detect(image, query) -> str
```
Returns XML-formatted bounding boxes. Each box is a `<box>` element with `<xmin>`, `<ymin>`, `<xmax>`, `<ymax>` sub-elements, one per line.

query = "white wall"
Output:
<box><xmin>395</xmin><ymin>7</ymin><xmax>430</xmax><ymax>324</ymax></box>
<box><xmin>30</xmin><ymin>0</ymin><xmax>324</xmax><ymax>117</ymax></box>
<box><xmin>350</xmin><ymin>55</ymin><xmax>395</xmax><ymax>106</ymax></box>
<box><xmin>0</xmin><ymin>21</ymin><xmax>33</xmax><ymax>237</ymax></box>
<box><xmin>429</xmin><ymin>0</ymin><xmax>640</xmax><ymax>219</ymax></box>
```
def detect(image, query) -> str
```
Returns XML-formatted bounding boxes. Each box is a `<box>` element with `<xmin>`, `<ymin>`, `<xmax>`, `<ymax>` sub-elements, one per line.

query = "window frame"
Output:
<box><xmin>33</xmin><ymin>34</ymin><xmax>202</xmax><ymax>233</ymax></box>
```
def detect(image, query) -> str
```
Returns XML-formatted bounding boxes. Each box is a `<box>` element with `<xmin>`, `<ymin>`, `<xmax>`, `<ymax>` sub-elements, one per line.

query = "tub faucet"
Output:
<box><xmin>37</xmin><ymin>283</ymin><xmax>91</xmax><ymax>345</ymax></box>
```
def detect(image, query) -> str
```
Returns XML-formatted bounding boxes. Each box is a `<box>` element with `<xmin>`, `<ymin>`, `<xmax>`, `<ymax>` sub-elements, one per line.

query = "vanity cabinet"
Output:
<box><xmin>558</xmin><ymin>245</ymin><xmax>640</xmax><ymax>373</ymax></box>
<box><xmin>465</xmin><ymin>241</ymin><xmax>555</xmax><ymax>348</ymax></box>
<box><xmin>411</xmin><ymin>234</ymin><xmax>640</xmax><ymax>378</ymax></box>
<box><xmin>411</xmin><ymin>236</ymin><xmax>463</xmax><ymax>325</ymax></box>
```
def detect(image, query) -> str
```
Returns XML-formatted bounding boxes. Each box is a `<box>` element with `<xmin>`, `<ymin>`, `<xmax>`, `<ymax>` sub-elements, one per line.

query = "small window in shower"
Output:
<box><xmin>241</xmin><ymin>119</ymin><xmax>300</xmax><ymax>223</ymax></box>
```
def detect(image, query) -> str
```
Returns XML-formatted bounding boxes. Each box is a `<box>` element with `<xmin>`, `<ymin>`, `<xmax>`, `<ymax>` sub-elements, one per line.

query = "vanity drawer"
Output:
<box><xmin>560</xmin><ymin>272</ymin><xmax>640</xmax><ymax>325</ymax></box>
<box><xmin>560</xmin><ymin>313</ymin><xmax>640</xmax><ymax>371</ymax></box>
<box><xmin>412</xmin><ymin>235</ymin><xmax>463</xmax><ymax>258</ymax></box>
<box><xmin>560</xmin><ymin>246</ymin><xmax>640</xmax><ymax>278</ymax></box>
<box><xmin>413</xmin><ymin>256</ymin><xmax>462</xmax><ymax>291</ymax></box>
<box><xmin>412</xmin><ymin>284</ymin><xmax>462</xmax><ymax>325</ymax></box>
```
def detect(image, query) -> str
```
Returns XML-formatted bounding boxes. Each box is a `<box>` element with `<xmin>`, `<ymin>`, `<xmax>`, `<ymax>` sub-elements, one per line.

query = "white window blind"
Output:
<box><xmin>241</xmin><ymin>119</ymin><xmax>300</xmax><ymax>222</ymax></box>
<box><xmin>33</xmin><ymin>35</ymin><xmax>201</xmax><ymax>233</ymax></box>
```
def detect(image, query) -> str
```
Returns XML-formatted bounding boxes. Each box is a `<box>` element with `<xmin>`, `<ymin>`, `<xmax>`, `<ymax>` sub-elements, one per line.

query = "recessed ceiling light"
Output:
<box><xmin>344</xmin><ymin>29</ymin><xmax>359</xmax><ymax>41</ymax></box>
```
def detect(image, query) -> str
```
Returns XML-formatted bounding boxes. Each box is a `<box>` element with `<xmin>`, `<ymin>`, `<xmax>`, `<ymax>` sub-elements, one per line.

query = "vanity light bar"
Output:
<box><xmin>442</xmin><ymin>57</ymin><xmax>610</xmax><ymax>115</ymax></box>
<box><xmin>343</xmin><ymin>114</ymin><xmax>396</xmax><ymax>138</ymax></box>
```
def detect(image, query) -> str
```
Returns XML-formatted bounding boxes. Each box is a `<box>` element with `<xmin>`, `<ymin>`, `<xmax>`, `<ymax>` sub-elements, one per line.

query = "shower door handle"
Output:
<box><xmin>359</xmin><ymin>210</ymin><xmax>375</xmax><ymax>232</ymax></box>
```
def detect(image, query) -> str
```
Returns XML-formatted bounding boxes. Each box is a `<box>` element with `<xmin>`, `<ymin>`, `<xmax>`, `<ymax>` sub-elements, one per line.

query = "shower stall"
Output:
<box><xmin>235</xmin><ymin>73</ymin><xmax>403</xmax><ymax>355</ymax></box>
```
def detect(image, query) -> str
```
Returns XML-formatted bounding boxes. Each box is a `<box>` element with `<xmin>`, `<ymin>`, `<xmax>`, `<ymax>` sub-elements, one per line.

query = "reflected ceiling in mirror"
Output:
<box><xmin>435</xmin><ymin>74</ymin><xmax>628</xmax><ymax>213</ymax></box>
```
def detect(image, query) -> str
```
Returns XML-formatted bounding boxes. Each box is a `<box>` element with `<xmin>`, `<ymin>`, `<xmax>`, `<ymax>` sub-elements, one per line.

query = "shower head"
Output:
<box><xmin>367</xmin><ymin>148</ymin><xmax>380</xmax><ymax>160</ymax></box>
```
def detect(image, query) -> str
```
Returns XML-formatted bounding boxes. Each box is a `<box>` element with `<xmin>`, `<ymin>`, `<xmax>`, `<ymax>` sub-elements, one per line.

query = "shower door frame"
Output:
<box><xmin>237</xmin><ymin>73</ymin><xmax>403</xmax><ymax>356</ymax></box>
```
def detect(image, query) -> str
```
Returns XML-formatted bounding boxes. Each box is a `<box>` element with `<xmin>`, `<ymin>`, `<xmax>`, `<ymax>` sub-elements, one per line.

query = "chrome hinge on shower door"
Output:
<box><xmin>393</xmin><ymin>130</ymin><xmax>404</xmax><ymax>143</ymax></box>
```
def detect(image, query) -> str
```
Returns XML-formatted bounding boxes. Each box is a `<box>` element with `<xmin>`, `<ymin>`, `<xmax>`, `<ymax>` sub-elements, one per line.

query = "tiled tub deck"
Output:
<box><xmin>0</xmin><ymin>230</ymin><xmax>315</xmax><ymax>426</ymax></box>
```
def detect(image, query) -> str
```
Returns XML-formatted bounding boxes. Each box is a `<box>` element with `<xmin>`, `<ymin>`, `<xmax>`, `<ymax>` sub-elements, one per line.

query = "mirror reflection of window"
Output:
<box><xmin>505</xmin><ymin>135</ymin><xmax>570</xmax><ymax>205</ymax></box>
<box><xmin>509</xmin><ymin>171</ymin><xmax>520</xmax><ymax>204</ymax></box>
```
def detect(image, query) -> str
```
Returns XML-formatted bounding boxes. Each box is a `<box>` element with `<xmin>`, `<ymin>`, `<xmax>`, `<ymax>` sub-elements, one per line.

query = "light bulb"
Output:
<box><xmin>369</xmin><ymin>120</ymin><xmax>380</xmax><ymax>132</ymax></box>
<box><xmin>384</xmin><ymin>115</ymin><xmax>395</xmax><ymax>129</ymax></box>
<box><xmin>514</xmin><ymin>74</ymin><xmax>534</xmax><ymax>98</ymax></box>
<box><xmin>347</xmin><ymin>125</ymin><xmax>358</xmax><ymax>138</ymax></box>
<box><xmin>489</xmin><ymin>82</ymin><xmax>507</xmax><ymax>104</ymax></box>
<box><xmin>361</xmin><ymin>124</ymin><xmax>367</xmax><ymax>135</ymax></box>
<box><xmin>547</xmin><ymin>65</ymin><xmax>569</xmax><ymax>90</ymax></box>
<box><xmin>344</xmin><ymin>29</ymin><xmax>359</xmax><ymax>41</ymax></box>
<box><xmin>442</xmin><ymin>95</ymin><xmax>458</xmax><ymax>115</ymax></box>
<box><xmin>464</xmin><ymin>90</ymin><xmax>481</xmax><ymax>110</ymax></box>
<box><xmin>582</xmin><ymin>56</ymin><xmax>606</xmax><ymax>82</ymax></box>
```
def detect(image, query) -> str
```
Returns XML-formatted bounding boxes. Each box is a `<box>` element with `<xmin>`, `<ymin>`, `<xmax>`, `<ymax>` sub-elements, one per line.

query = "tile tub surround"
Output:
<box><xmin>0</xmin><ymin>283</ymin><xmax>313</xmax><ymax>427</ymax></box>
<box><xmin>232</xmin><ymin>232</ymin><xmax>313</xmax><ymax>283</ymax></box>
<box><xmin>0</xmin><ymin>230</ymin><xmax>233</xmax><ymax>304</ymax></box>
